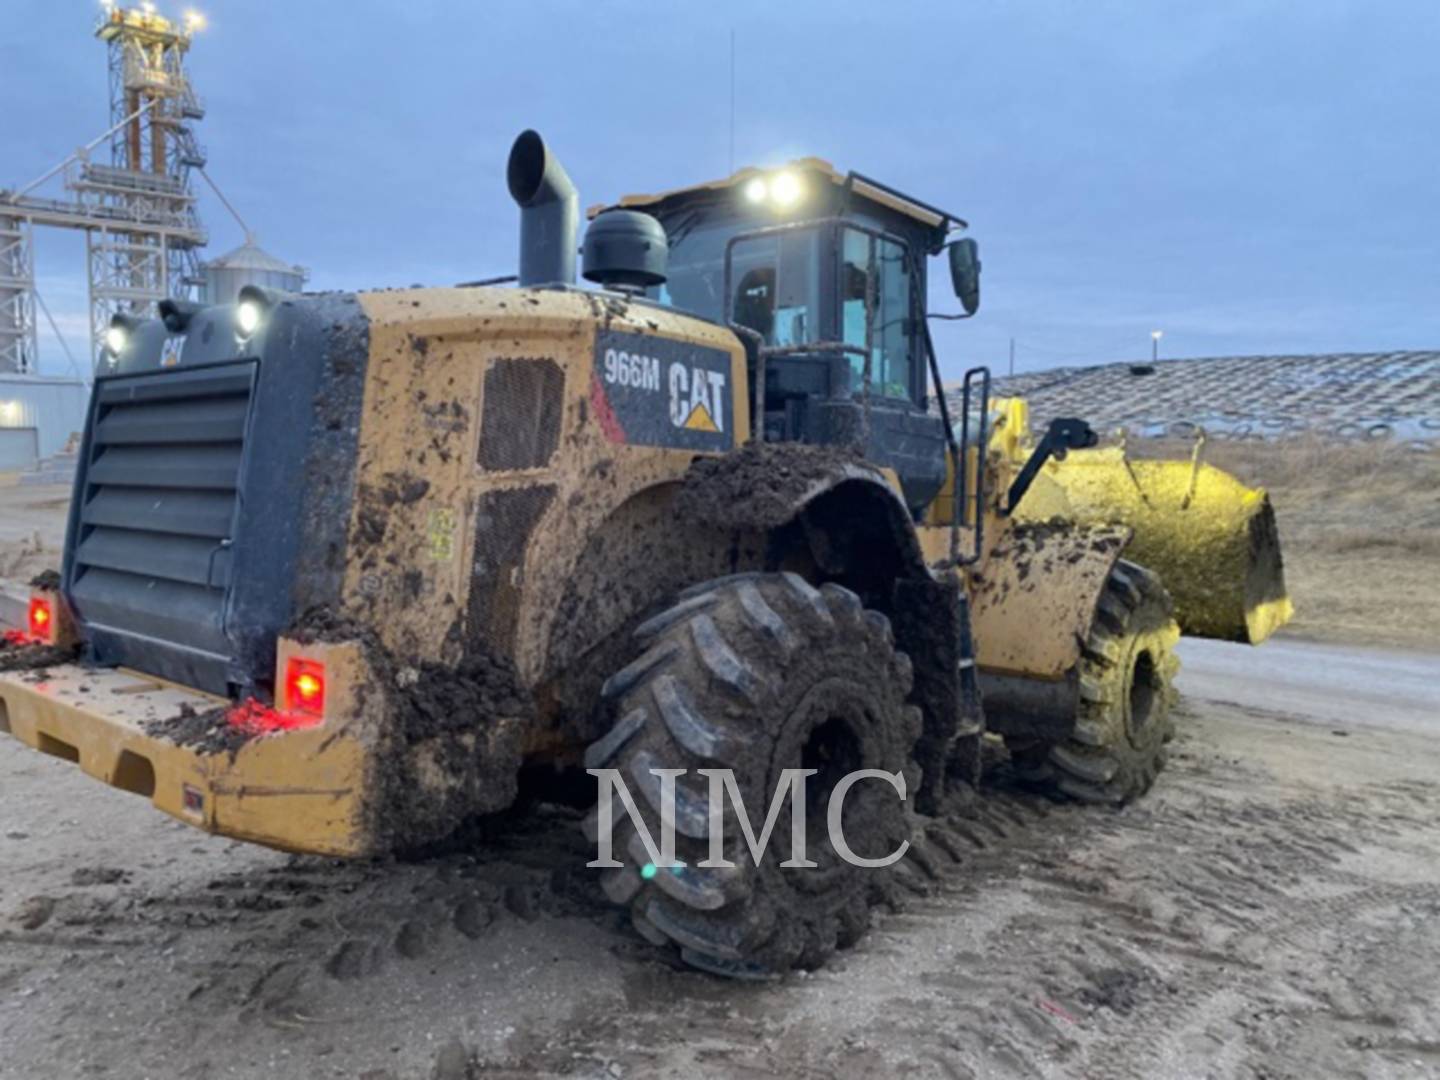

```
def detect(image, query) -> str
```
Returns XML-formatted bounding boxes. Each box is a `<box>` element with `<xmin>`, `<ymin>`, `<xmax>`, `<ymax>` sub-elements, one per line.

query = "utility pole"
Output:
<box><xmin>1008</xmin><ymin>337</ymin><xmax>1015</xmax><ymax>377</ymax></box>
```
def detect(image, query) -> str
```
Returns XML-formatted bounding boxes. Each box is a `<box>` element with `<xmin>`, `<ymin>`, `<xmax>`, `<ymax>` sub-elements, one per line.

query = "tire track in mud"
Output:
<box><xmin>0</xmin><ymin>805</ymin><xmax>615</xmax><ymax>1072</ymax></box>
<box><xmin>464</xmin><ymin>788</ymin><xmax>1083</xmax><ymax>1079</ymax></box>
<box><xmin>1025</xmin><ymin>755</ymin><xmax>1440</xmax><ymax>1080</ymax></box>
<box><xmin>805</xmin><ymin>734</ymin><xmax>1440</xmax><ymax>1080</ymax></box>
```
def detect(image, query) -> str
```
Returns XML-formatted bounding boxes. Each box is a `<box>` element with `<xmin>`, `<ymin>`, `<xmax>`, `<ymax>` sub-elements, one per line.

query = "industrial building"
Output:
<box><xmin>0</xmin><ymin>374</ymin><xmax>87</xmax><ymax>470</ymax></box>
<box><xmin>0</xmin><ymin>4</ymin><xmax>306</xmax><ymax>474</ymax></box>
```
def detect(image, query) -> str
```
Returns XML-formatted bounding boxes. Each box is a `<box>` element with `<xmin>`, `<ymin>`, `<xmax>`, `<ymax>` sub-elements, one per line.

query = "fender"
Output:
<box><xmin>969</xmin><ymin>522</ymin><xmax>1130</xmax><ymax>740</ymax></box>
<box><xmin>675</xmin><ymin>442</ymin><xmax>931</xmax><ymax>588</ymax></box>
<box><xmin>970</xmin><ymin>522</ymin><xmax>1130</xmax><ymax>679</ymax></box>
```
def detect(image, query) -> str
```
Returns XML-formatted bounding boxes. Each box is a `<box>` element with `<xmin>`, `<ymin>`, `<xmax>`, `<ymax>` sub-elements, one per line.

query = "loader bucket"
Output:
<box><xmin>1018</xmin><ymin>447</ymin><xmax>1293</xmax><ymax>644</ymax></box>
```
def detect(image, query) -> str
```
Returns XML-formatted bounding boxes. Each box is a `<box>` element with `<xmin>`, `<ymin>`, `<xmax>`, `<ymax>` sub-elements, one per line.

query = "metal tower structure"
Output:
<box><xmin>0</xmin><ymin>4</ymin><xmax>208</xmax><ymax>375</ymax></box>
<box><xmin>0</xmin><ymin>216</ymin><xmax>37</xmax><ymax>373</ymax></box>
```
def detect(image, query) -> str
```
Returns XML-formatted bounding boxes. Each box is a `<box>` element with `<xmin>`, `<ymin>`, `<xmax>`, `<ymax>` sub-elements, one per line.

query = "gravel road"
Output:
<box><xmin>1176</xmin><ymin>637</ymin><xmax>1440</xmax><ymax>733</ymax></box>
<box><xmin>3</xmin><ymin>637</ymin><xmax>1438</xmax><ymax>1079</ymax></box>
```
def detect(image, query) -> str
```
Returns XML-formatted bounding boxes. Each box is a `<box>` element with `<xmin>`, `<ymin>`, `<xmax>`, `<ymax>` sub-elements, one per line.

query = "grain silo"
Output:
<box><xmin>200</xmin><ymin>236</ymin><xmax>308</xmax><ymax>304</ymax></box>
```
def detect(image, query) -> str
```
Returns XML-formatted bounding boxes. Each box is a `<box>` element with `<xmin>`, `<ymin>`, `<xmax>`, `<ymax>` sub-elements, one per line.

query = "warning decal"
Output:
<box><xmin>592</xmin><ymin>329</ymin><xmax>735</xmax><ymax>452</ymax></box>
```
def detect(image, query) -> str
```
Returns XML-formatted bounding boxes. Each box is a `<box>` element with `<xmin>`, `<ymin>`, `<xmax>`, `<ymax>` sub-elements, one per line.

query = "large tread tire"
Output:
<box><xmin>583</xmin><ymin>572</ymin><xmax>921</xmax><ymax>976</ymax></box>
<box><xmin>1010</xmin><ymin>559</ymin><xmax>1180</xmax><ymax>804</ymax></box>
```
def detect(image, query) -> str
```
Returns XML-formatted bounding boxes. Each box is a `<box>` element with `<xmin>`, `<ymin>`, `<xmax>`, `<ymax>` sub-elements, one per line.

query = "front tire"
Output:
<box><xmin>1009</xmin><ymin>559</ymin><xmax>1180</xmax><ymax>804</ymax></box>
<box><xmin>583</xmin><ymin>572</ymin><xmax>921</xmax><ymax>976</ymax></box>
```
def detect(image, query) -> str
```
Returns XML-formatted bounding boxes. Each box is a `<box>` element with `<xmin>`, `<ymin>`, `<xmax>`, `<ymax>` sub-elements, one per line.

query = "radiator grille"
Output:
<box><xmin>466</xmin><ymin>484</ymin><xmax>556</xmax><ymax>652</ymax></box>
<box><xmin>69</xmin><ymin>362</ymin><xmax>257</xmax><ymax>690</ymax></box>
<box><xmin>478</xmin><ymin>358</ymin><xmax>564</xmax><ymax>472</ymax></box>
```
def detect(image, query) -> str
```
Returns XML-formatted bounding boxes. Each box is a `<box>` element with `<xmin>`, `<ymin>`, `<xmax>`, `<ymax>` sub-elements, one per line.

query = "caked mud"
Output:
<box><xmin>145</xmin><ymin>701</ymin><xmax>252</xmax><ymax>757</ymax></box>
<box><xmin>27</xmin><ymin>569</ymin><xmax>61</xmax><ymax>591</ymax></box>
<box><xmin>291</xmin><ymin>606</ymin><xmax>533</xmax><ymax>852</ymax></box>
<box><xmin>371</xmin><ymin>651</ymin><xmax>531</xmax><ymax>853</ymax></box>
<box><xmin>994</xmin><ymin>520</ymin><xmax>1127</xmax><ymax>583</ymax></box>
<box><xmin>0</xmin><ymin>635</ymin><xmax>77</xmax><ymax>675</ymax></box>
<box><xmin>678</xmin><ymin>441</ymin><xmax>871</xmax><ymax>530</ymax></box>
<box><xmin>138</xmin><ymin>605</ymin><xmax>535</xmax><ymax>853</ymax></box>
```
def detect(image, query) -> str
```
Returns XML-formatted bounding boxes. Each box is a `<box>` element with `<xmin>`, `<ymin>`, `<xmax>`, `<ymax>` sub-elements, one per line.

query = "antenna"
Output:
<box><xmin>729</xmin><ymin>29</ymin><xmax>736</xmax><ymax>174</ymax></box>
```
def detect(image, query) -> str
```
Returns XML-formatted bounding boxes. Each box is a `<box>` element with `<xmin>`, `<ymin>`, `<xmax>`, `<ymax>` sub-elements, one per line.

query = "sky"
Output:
<box><xmin>4</xmin><ymin>0</ymin><xmax>1438</xmax><ymax>380</ymax></box>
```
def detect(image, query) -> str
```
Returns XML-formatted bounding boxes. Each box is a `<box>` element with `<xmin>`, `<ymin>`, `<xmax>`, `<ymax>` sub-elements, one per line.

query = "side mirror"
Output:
<box><xmin>947</xmin><ymin>237</ymin><xmax>981</xmax><ymax>315</ymax></box>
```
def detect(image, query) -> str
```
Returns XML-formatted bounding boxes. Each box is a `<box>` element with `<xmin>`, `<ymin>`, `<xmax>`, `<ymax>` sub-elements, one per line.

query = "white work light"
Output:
<box><xmin>235</xmin><ymin>299</ymin><xmax>263</xmax><ymax>338</ymax></box>
<box><xmin>770</xmin><ymin>171</ymin><xmax>802</xmax><ymax>207</ymax></box>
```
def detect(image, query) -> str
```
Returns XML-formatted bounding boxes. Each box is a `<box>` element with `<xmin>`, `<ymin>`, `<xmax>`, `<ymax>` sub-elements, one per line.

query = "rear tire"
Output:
<box><xmin>583</xmin><ymin>572</ymin><xmax>921</xmax><ymax>976</ymax></box>
<box><xmin>1009</xmin><ymin>559</ymin><xmax>1180</xmax><ymax>804</ymax></box>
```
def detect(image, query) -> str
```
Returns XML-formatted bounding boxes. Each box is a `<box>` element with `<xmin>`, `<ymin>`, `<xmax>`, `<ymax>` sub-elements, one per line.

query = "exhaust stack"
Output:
<box><xmin>507</xmin><ymin>130</ymin><xmax>578</xmax><ymax>287</ymax></box>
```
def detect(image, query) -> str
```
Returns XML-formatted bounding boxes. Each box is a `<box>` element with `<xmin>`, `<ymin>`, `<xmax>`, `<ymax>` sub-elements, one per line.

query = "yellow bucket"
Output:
<box><xmin>1018</xmin><ymin>446</ymin><xmax>1293</xmax><ymax>644</ymax></box>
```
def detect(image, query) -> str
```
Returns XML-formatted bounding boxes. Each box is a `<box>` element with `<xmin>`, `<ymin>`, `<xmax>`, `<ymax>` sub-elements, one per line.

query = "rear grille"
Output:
<box><xmin>466</xmin><ymin>484</ymin><xmax>556</xmax><ymax>652</ymax></box>
<box><xmin>479</xmin><ymin>358</ymin><xmax>564</xmax><ymax>471</ymax></box>
<box><xmin>68</xmin><ymin>361</ymin><xmax>257</xmax><ymax>691</ymax></box>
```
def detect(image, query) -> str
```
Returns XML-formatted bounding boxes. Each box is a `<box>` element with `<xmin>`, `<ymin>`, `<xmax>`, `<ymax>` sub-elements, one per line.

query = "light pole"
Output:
<box><xmin>1151</xmin><ymin>329</ymin><xmax>1163</xmax><ymax>364</ymax></box>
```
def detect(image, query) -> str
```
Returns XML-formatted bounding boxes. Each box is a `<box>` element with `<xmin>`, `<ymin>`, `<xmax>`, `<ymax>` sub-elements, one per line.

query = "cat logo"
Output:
<box><xmin>592</xmin><ymin>329</ymin><xmax>734</xmax><ymax>451</ymax></box>
<box><xmin>669</xmin><ymin>363</ymin><xmax>726</xmax><ymax>434</ymax></box>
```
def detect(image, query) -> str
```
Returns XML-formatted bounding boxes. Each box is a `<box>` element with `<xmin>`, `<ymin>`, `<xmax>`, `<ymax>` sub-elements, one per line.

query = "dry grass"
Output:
<box><xmin>1132</xmin><ymin>436</ymin><xmax>1440</xmax><ymax>650</ymax></box>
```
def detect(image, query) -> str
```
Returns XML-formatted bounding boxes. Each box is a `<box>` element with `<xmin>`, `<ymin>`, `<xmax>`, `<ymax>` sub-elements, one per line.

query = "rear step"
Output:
<box><xmin>0</xmin><ymin>665</ymin><xmax>219</xmax><ymax>813</ymax></box>
<box><xmin>0</xmin><ymin>652</ymin><xmax>375</xmax><ymax>857</ymax></box>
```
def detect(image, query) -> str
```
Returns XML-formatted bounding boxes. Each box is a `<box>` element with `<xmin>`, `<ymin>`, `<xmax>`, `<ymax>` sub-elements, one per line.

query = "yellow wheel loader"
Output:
<box><xmin>0</xmin><ymin>130</ymin><xmax>1287</xmax><ymax>976</ymax></box>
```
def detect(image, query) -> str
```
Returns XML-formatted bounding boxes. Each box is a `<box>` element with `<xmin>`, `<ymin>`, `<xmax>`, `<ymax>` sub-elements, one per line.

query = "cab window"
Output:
<box><xmin>841</xmin><ymin>228</ymin><xmax>914</xmax><ymax>400</ymax></box>
<box><xmin>726</xmin><ymin>230</ymin><xmax>822</xmax><ymax>348</ymax></box>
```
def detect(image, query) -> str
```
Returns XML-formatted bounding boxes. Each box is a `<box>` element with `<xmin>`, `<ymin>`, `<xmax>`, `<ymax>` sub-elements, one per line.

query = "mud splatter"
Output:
<box><xmin>145</xmin><ymin>701</ymin><xmax>251</xmax><ymax>757</ymax></box>
<box><xmin>0</xmin><ymin>636</ymin><xmax>79</xmax><ymax>674</ymax></box>
<box><xmin>677</xmin><ymin>441</ymin><xmax>870</xmax><ymax>530</ymax></box>
<box><xmin>287</xmin><ymin>607</ymin><xmax>532</xmax><ymax>852</ymax></box>
<box><xmin>27</xmin><ymin>569</ymin><xmax>61</xmax><ymax>591</ymax></box>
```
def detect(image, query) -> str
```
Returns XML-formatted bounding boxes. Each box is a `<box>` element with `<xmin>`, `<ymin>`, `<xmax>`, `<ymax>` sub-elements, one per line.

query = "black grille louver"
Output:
<box><xmin>67</xmin><ymin>362</ymin><xmax>257</xmax><ymax>693</ymax></box>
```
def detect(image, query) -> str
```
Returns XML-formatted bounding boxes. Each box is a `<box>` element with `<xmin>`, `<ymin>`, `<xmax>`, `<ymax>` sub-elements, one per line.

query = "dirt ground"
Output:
<box><xmin>0</xmin><ymin>478</ymin><xmax>69</xmax><ymax>585</ymax></box>
<box><xmin>3</xmin><ymin>662</ymin><xmax>1438</xmax><ymax>1079</ymax></box>
<box><xmin>2</xmin><ymin>448</ymin><xmax>1439</xmax><ymax>1078</ymax></box>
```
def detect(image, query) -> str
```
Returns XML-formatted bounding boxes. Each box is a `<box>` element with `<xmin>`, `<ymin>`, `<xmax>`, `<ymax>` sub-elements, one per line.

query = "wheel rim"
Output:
<box><xmin>1126</xmin><ymin>648</ymin><xmax>1160</xmax><ymax>747</ymax></box>
<box><xmin>799</xmin><ymin>714</ymin><xmax>865</xmax><ymax>872</ymax></box>
<box><xmin>764</xmin><ymin>678</ymin><xmax>891</xmax><ymax>905</ymax></box>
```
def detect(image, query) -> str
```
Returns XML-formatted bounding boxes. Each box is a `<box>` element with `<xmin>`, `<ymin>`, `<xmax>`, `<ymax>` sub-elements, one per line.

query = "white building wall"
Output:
<box><xmin>0</xmin><ymin>375</ymin><xmax>90</xmax><ymax>464</ymax></box>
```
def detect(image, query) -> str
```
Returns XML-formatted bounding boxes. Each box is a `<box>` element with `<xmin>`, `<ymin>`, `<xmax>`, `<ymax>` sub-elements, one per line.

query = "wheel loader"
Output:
<box><xmin>0</xmin><ymin>130</ymin><xmax>1290</xmax><ymax>976</ymax></box>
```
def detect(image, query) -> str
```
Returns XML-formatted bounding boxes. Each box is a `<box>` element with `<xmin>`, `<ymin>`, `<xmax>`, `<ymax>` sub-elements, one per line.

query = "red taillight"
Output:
<box><xmin>28</xmin><ymin>597</ymin><xmax>53</xmax><ymax>641</ymax></box>
<box><xmin>285</xmin><ymin>657</ymin><xmax>326</xmax><ymax>718</ymax></box>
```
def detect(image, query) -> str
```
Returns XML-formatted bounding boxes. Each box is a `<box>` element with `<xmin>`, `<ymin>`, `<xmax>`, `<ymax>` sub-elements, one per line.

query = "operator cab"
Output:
<box><xmin>592</xmin><ymin>160</ymin><xmax>981</xmax><ymax>515</ymax></box>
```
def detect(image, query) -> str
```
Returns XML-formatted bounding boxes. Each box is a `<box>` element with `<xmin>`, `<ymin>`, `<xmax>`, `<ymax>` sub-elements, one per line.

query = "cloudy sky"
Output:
<box><xmin>4</xmin><ymin>0</ymin><xmax>1437</xmax><ymax>379</ymax></box>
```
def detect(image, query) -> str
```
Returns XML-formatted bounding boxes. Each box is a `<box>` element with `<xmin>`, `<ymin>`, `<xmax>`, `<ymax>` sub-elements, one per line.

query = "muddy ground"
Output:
<box><xmin>3</xmin><ymin>645</ymin><xmax>1439</xmax><ymax>1079</ymax></box>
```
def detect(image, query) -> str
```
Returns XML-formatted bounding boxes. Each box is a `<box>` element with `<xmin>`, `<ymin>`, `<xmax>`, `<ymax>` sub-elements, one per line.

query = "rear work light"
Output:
<box><xmin>28</xmin><ymin>596</ymin><xmax>53</xmax><ymax>642</ymax></box>
<box><xmin>284</xmin><ymin>657</ymin><xmax>326</xmax><ymax>719</ymax></box>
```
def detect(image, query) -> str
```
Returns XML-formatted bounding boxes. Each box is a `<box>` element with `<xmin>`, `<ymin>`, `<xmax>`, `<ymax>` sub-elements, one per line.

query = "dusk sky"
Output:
<box><xmin>5</xmin><ymin>0</ymin><xmax>1438</xmax><ymax>380</ymax></box>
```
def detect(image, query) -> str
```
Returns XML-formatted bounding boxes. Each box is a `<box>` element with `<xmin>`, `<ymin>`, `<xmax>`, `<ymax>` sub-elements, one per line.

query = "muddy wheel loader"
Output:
<box><xmin>0</xmin><ymin>130</ymin><xmax>1289</xmax><ymax>977</ymax></box>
